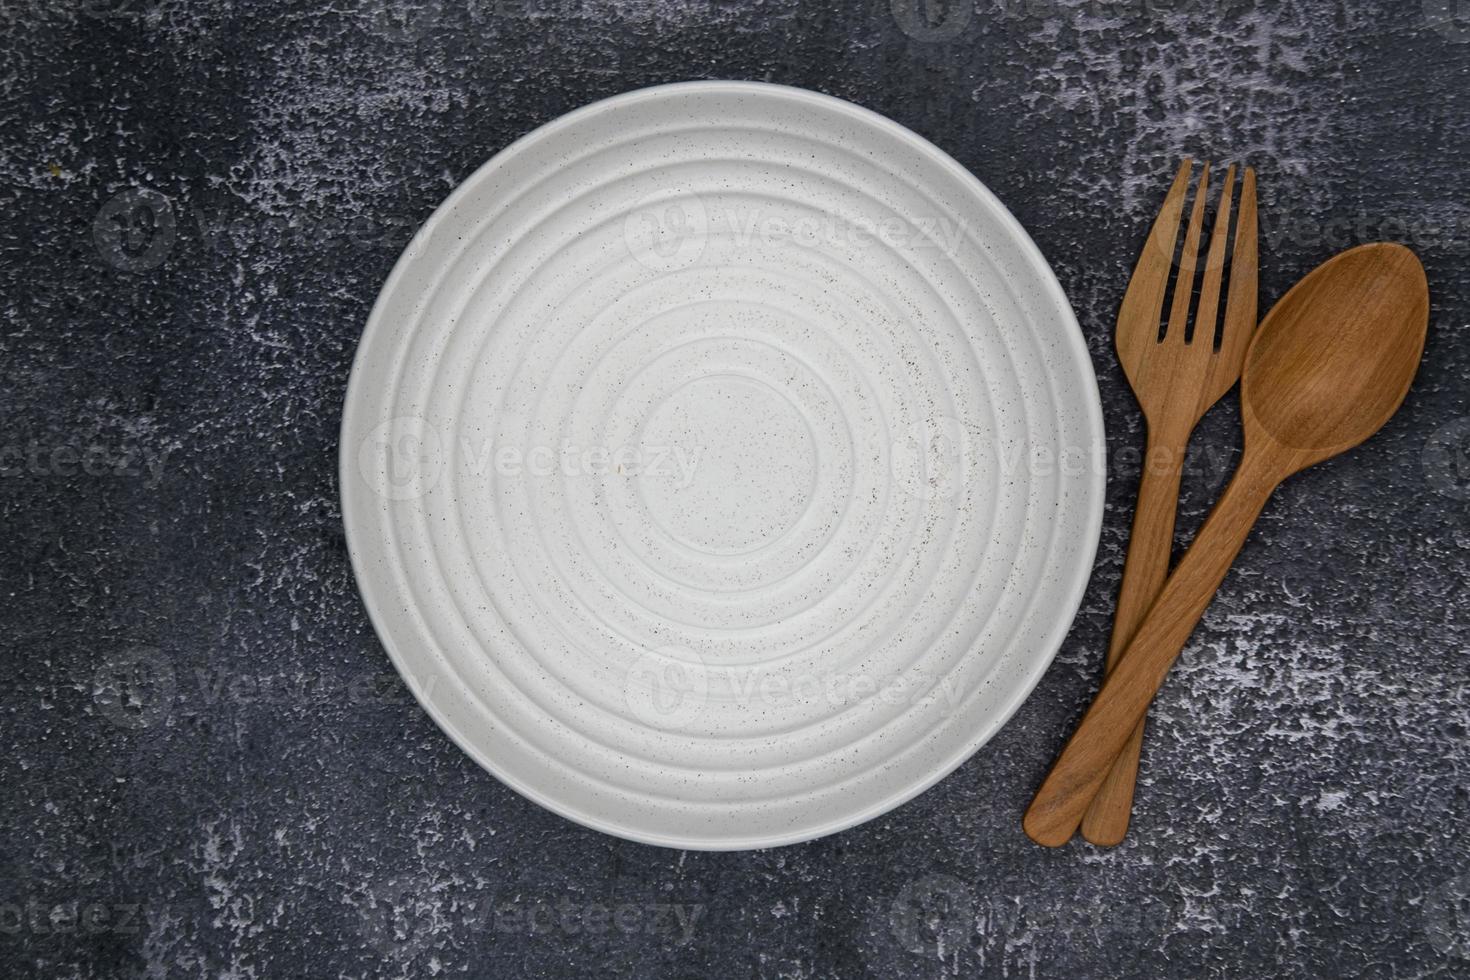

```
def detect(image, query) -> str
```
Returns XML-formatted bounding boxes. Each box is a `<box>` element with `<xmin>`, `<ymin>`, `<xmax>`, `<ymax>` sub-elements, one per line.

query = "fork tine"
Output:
<box><xmin>1192</xmin><ymin>164</ymin><xmax>1237</xmax><ymax>347</ymax></box>
<box><xmin>1146</xmin><ymin>158</ymin><xmax>1194</xmax><ymax>269</ymax></box>
<box><xmin>1119</xmin><ymin>160</ymin><xmax>1194</xmax><ymax>341</ymax></box>
<box><xmin>1217</xmin><ymin>167</ymin><xmax>1258</xmax><ymax>371</ymax></box>
<box><xmin>1164</xmin><ymin>161</ymin><xmax>1211</xmax><ymax>342</ymax></box>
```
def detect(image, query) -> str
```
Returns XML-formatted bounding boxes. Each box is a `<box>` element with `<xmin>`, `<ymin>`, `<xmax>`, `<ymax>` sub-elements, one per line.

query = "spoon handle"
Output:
<box><xmin>1024</xmin><ymin>451</ymin><xmax>1281</xmax><ymax>847</ymax></box>
<box><xmin>1080</xmin><ymin>422</ymin><xmax>1189</xmax><ymax>846</ymax></box>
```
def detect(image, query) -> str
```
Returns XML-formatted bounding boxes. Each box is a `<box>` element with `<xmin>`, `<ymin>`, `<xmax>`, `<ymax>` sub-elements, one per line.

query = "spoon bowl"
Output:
<box><xmin>1244</xmin><ymin>243</ymin><xmax>1429</xmax><ymax>473</ymax></box>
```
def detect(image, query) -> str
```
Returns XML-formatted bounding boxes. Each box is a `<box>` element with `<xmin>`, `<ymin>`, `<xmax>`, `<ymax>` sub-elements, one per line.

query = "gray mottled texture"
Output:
<box><xmin>3</xmin><ymin>1</ymin><xmax>1469</xmax><ymax>977</ymax></box>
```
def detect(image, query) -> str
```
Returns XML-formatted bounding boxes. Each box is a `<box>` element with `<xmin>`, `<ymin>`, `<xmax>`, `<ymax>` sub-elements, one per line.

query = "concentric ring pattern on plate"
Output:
<box><xmin>340</xmin><ymin>81</ymin><xmax>1105</xmax><ymax>849</ymax></box>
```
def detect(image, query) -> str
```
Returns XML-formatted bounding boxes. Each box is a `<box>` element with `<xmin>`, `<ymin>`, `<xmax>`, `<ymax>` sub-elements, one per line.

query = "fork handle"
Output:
<box><xmin>1023</xmin><ymin>451</ymin><xmax>1280</xmax><ymax>847</ymax></box>
<box><xmin>1080</xmin><ymin>422</ymin><xmax>1189</xmax><ymax>845</ymax></box>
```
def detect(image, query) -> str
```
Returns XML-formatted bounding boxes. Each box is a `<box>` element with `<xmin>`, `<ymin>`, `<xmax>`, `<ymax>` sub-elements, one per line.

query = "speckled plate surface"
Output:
<box><xmin>340</xmin><ymin>81</ymin><xmax>1104</xmax><ymax>850</ymax></box>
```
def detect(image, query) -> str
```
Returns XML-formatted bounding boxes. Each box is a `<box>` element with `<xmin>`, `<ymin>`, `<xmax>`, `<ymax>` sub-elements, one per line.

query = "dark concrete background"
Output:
<box><xmin>4</xmin><ymin>1</ymin><xmax>1470</xmax><ymax>976</ymax></box>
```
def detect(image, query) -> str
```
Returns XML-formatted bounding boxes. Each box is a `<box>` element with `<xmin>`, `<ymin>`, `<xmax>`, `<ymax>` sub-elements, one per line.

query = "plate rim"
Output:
<box><xmin>339</xmin><ymin>79</ymin><xmax>1106</xmax><ymax>850</ymax></box>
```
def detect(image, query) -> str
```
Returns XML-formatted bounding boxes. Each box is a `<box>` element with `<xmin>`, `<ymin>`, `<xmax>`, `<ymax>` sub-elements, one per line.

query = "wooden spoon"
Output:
<box><xmin>1024</xmin><ymin>242</ymin><xmax>1429</xmax><ymax>847</ymax></box>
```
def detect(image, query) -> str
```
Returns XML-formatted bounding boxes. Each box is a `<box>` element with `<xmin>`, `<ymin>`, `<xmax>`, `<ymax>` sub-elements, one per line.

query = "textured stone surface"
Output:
<box><xmin>3</xmin><ymin>1</ymin><xmax>1469</xmax><ymax>977</ymax></box>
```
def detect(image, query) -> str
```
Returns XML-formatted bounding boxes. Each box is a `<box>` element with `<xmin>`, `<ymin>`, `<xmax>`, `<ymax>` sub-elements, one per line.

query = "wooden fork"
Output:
<box><xmin>1073</xmin><ymin>159</ymin><xmax>1258</xmax><ymax>846</ymax></box>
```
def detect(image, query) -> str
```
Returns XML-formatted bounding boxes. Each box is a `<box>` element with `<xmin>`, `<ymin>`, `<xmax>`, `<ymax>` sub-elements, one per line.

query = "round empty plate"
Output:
<box><xmin>341</xmin><ymin>81</ymin><xmax>1104</xmax><ymax>849</ymax></box>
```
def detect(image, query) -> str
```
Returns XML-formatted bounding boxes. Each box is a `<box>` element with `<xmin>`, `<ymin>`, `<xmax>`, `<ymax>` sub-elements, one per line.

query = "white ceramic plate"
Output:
<box><xmin>341</xmin><ymin>81</ymin><xmax>1104</xmax><ymax>850</ymax></box>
